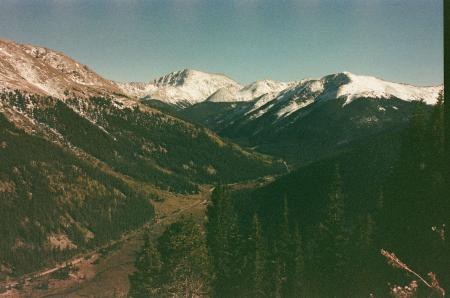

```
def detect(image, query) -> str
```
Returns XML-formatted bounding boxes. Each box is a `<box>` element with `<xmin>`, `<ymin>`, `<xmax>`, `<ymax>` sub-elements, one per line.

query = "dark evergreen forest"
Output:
<box><xmin>129</xmin><ymin>94</ymin><xmax>449</xmax><ymax>297</ymax></box>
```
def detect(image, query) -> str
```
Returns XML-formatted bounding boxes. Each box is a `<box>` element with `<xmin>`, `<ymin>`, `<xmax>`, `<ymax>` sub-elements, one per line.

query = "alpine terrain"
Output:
<box><xmin>0</xmin><ymin>38</ymin><xmax>446</xmax><ymax>298</ymax></box>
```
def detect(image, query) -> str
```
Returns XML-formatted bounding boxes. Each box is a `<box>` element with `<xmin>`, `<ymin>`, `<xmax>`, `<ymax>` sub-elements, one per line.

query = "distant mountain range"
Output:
<box><xmin>1</xmin><ymin>39</ymin><xmax>442</xmax><ymax>109</ymax></box>
<box><xmin>0</xmin><ymin>37</ymin><xmax>444</xmax><ymax>177</ymax></box>
<box><xmin>181</xmin><ymin>72</ymin><xmax>442</xmax><ymax>164</ymax></box>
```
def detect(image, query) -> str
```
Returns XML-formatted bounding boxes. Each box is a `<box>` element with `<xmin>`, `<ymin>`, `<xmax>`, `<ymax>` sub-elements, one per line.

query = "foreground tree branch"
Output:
<box><xmin>381</xmin><ymin>249</ymin><xmax>445</xmax><ymax>297</ymax></box>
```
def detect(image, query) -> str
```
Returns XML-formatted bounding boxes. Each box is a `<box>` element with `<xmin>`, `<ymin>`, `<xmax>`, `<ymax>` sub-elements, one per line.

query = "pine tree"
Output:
<box><xmin>289</xmin><ymin>224</ymin><xmax>305</xmax><ymax>297</ymax></box>
<box><xmin>316</xmin><ymin>165</ymin><xmax>349</xmax><ymax>296</ymax></box>
<box><xmin>351</xmin><ymin>214</ymin><xmax>379</xmax><ymax>296</ymax></box>
<box><xmin>380</xmin><ymin>94</ymin><xmax>450</xmax><ymax>291</ymax></box>
<box><xmin>382</xmin><ymin>100</ymin><xmax>443</xmax><ymax>266</ymax></box>
<box><xmin>427</xmin><ymin>92</ymin><xmax>446</xmax><ymax>224</ymax></box>
<box><xmin>158</xmin><ymin>219</ymin><xmax>209</xmax><ymax>297</ymax></box>
<box><xmin>271</xmin><ymin>248</ymin><xmax>283</xmax><ymax>298</ymax></box>
<box><xmin>428</xmin><ymin>92</ymin><xmax>445</xmax><ymax>166</ymax></box>
<box><xmin>205</xmin><ymin>185</ymin><xmax>241</xmax><ymax>297</ymax></box>
<box><xmin>249</xmin><ymin>214</ymin><xmax>267</xmax><ymax>298</ymax></box>
<box><xmin>381</xmin><ymin>102</ymin><xmax>427</xmax><ymax>243</ymax></box>
<box><xmin>358</xmin><ymin>215</ymin><xmax>375</xmax><ymax>251</ymax></box>
<box><xmin>425</xmin><ymin>91</ymin><xmax>450</xmax><ymax>289</ymax></box>
<box><xmin>278</xmin><ymin>196</ymin><xmax>291</xmax><ymax>297</ymax></box>
<box><xmin>128</xmin><ymin>233</ymin><xmax>162</xmax><ymax>298</ymax></box>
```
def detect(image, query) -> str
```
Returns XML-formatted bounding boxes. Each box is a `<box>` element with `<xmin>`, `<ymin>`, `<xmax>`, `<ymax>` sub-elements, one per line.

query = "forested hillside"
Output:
<box><xmin>0</xmin><ymin>113</ymin><xmax>154</xmax><ymax>277</ymax></box>
<box><xmin>129</xmin><ymin>94</ymin><xmax>449</xmax><ymax>297</ymax></box>
<box><xmin>0</xmin><ymin>90</ymin><xmax>284</xmax><ymax>279</ymax></box>
<box><xmin>228</xmin><ymin>96</ymin><xmax>449</xmax><ymax>297</ymax></box>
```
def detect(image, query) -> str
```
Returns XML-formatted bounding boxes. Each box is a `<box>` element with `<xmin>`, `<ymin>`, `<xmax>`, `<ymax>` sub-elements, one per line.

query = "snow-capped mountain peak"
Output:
<box><xmin>0</xmin><ymin>39</ymin><xmax>443</xmax><ymax>111</ymax></box>
<box><xmin>225</xmin><ymin>71</ymin><xmax>443</xmax><ymax>122</ymax></box>
<box><xmin>333</xmin><ymin>72</ymin><xmax>442</xmax><ymax>105</ymax></box>
<box><xmin>151</xmin><ymin>69</ymin><xmax>231</xmax><ymax>87</ymax></box>
<box><xmin>117</xmin><ymin>69</ymin><xmax>242</xmax><ymax>107</ymax></box>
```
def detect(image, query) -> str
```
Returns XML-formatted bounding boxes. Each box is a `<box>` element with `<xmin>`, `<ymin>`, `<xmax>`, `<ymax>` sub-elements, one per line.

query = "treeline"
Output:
<box><xmin>129</xmin><ymin>94</ymin><xmax>449</xmax><ymax>297</ymax></box>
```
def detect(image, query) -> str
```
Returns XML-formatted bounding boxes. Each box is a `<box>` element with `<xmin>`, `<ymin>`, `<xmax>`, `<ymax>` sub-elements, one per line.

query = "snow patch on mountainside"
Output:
<box><xmin>115</xmin><ymin>81</ymin><xmax>158</xmax><ymax>98</ymax></box>
<box><xmin>20</xmin><ymin>45</ymin><xmax>108</xmax><ymax>87</ymax></box>
<box><xmin>248</xmin><ymin>102</ymin><xmax>276</xmax><ymax>120</ymax></box>
<box><xmin>276</xmin><ymin>98</ymin><xmax>315</xmax><ymax>118</ymax></box>
<box><xmin>0</xmin><ymin>39</ymin><xmax>125</xmax><ymax>99</ymax></box>
<box><xmin>13</xmin><ymin>57</ymin><xmax>62</xmax><ymax>96</ymax></box>
<box><xmin>270</xmin><ymin>80</ymin><xmax>323</xmax><ymax>118</ymax></box>
<box><xmin>247</xmin><ymin>92</ymin><xmax>283</xmax><ymax>113</ymax></box>
<box><xmin>270</xmin><ymin>72</ymin><xmax>443</xmax><ymax>119</ymax></box>
<box><xmin>208</xmin><ymin>80</ymin><xmax>293</xmax><ymax>103</ymax></box>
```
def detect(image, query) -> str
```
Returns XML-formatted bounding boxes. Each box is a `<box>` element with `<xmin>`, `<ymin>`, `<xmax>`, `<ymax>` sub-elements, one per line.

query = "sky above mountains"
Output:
<box><xmin>0</xmin><ymin>0</ymin><xmax>443</xmax><ymax>86</ymax></box>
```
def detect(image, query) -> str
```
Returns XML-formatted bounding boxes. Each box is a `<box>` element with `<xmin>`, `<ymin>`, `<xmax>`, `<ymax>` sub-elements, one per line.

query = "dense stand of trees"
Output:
<box><xmin>1</xmin><ymin>91</ymin><xmax>284</xmax><ymax>194</ymax></box>
<box><xmin>130</xmin><ymin>93</ymin><xmax>448</xmax><ymax>297</ymax></box>
<box><xmin>380</xmin><ymin>94</ymin><xmax>450</xmax><ymax>294</ymax></box>
<box><xmin>0</xmin><ymin>90</ymin><xmax>284</xmax><ymax>279</ymax></box>
<box><xmin>0</xmin><ymin>113</ymin><xmax>154</xmax><ymax>277</ymax></box>
<box><xmin>129</xmin><ymin>219</ymin><xmax>209</xmax><ymax>297</ymax></box>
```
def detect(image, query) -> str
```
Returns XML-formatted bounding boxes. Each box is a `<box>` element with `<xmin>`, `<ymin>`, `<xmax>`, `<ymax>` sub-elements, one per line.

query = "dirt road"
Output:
<box><xmin>2</xmin><ymin>177</ymin><xmax>274</xmax><ymax>298</ymax></box>
<box><xmin>2</xmin><ymin>187</ymin><xmax>211</xmax><ymax>298</ymax></box>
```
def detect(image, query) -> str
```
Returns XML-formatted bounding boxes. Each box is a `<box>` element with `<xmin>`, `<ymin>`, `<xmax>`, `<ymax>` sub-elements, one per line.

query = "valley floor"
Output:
<box><xmin>2</xmin><ymin>177</ymin><xmax>274</xmax><ymax>298</ymax></box>
<box><xmin>1</xmin><ymin>185</ymin><xmax>211</xmax><ymax>298</ymax></box>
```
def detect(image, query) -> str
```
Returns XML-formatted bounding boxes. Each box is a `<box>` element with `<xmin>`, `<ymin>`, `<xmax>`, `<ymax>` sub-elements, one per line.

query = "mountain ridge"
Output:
<box><xmin>181</xmin><ymin>71</ymin><xmax>442</xmax><ymax>165</ymax></box>
<box><xmin>0</xmin><ymin>39</ymin><xmax>442</xmax><ymax>110</ymax></box>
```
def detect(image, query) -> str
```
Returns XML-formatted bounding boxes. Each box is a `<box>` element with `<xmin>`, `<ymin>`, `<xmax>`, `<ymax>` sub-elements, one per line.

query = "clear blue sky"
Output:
<box><xmin>0</xmin><ymin>0</ymin><xmax>443</xmax><ymax>86</ymax></box>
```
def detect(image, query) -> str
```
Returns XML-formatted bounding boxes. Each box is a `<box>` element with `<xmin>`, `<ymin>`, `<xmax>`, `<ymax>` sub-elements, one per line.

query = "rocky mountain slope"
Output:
<box><xmin>0</xmin><ymin>39</ymin><xmax>126</xmax><ymax>100</ymax></box>
<box><xmin>0</xmin><ymin>39</ymin><xmax>245</xmax><ymax>108</ymax></box>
